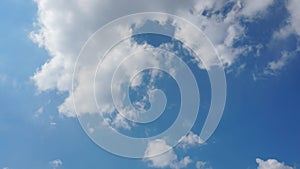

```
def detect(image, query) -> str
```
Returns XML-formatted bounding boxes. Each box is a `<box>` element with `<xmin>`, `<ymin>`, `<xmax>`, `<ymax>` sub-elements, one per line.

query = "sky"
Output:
<box><xmin>0</xmin><ymin>0</ymin><xmax>300</xmax><ymax>169</ymax></box>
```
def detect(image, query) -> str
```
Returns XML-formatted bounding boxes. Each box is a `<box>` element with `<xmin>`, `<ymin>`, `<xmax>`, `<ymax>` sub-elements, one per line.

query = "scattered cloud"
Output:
<box><xmin>144</xmin><ymin>139</ymin><xmax>192</xmax><ymax>169</ymax></box>
<box><xmin>241</xmin><ymin>0</ymin><xmax>275</xmax><ymax>17</ymax></box>
<box><xmin>264</xmin><ymin>51</ymin><xmax>295</xmax><ymax>75</ymax></box>
<box><xmin>50</xmin><ymin>159</ymin><xmax>63</xmax><ymax>169</ymax></box>
<box><xmin>286</xmin><ymin>0</ymin><xmax>300</xmax><ymax>37</ymax></box>
<box><xmin>179</xmin><ymin>131</ymin><xmax>205</xmax><ymax>149</ymax></box>
<box><xmin>196</xmin><ymin>161</ymin><xmax>212</xmax><ymax>169</ymax></box>
<box><xmin>256</xmin><ymin>158</ymin><xmax>294</xmax><ymax>169</ymax></box>
<box><xmin>272</xmin><ymin>0</ymin><xmax>300</xmax><ymax>41</ymax></box>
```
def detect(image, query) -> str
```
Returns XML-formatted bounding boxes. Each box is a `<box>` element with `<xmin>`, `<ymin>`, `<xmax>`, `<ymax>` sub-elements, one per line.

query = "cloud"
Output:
<box><xmin>256</xmin><ymin>158</ymin><xmax>294</xmax><ymax>169</ymax></box>
<box><xmin>264</xmin><ymin>50</ymin><xmax>297</xmax><ymax>75</ymax></box>
<box><xmin>144</xmin><ymin>131</ymin><xmax>211</xmax><ymax>169</ymax></box>
<box><xmin>30</xmin><ymin>0</ymin><xmax>283</xmax><ymax>120</ymax></box>
<box><xmin>29</xmin><ymin>1</ymin><xmax>299</xmax><ymax>168</ymax></box>
<box><xmin>241</xmin><ymin>0</ymin><xmax>275</xmax><ymax>17</ymax></box>
<box><xmin>2</xmin><ymin>167</ymin><xmax>9</xmax><ymax>169</ymax></box>
<box><xmin>196</xmin><ymin>161</ymin><xmax>212</xmax><ymax>169</ymax></box>
<box><xmin>30</xmin><ymin>0</ymin><xmax>195</xmax><ymax>93</ymax></box>
<box><xmin>49</xmin><ymin>159</ymin><xmax>63</xmax><ymax>169</ymax></box>
<box><xmin>273</xmin><ymin>0</ymin><xmax>300</xmax><ymax>39</ymax></box>
<box><xmin>179</xmin><ymin>131</ymin><xmax>205</xmax><ymax>149</ymax></box>
<box><xmin>34</xmin><ymin>106</ymin><xmax>44</xmax><ymax>118</ymax></box>
<box><xmin>144</xmin><ymin>139</ymin><xmax>192</xmax><ymax>169</ymax></box>
<box><xmin>286</xmin><ymin>0</ymin><xmax>300</xmax><ymax>36</ymax></box>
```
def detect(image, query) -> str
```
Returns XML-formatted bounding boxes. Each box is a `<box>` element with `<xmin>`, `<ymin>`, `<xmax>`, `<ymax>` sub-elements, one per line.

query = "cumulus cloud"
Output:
<box><xmin>29</xmin><ymin>1</ymin><xmax>299</xmax><ymax>168</ymax></box>
<box><xmin>49</xmin><ymin>159</ymin><xmax>63</xmax><ymax>169</ymax></box>
<box><xmin>30</xmin><ymin>0</ymin><xmax>196</xmax><ymax>93</ymax></box>
<box><xmin>144</xmin><ymin>139</ymin><xmax>192</xmax><ymax>169</ymax></box>
<box><xmin>256</xmin><ymin>158</ymin><xmax>294</xmax><ymax>169</ymax></box>
<box><xmin>30</xmin><ymin>0</ymin><xmax>281</xmax><ymax>120</ymax></box>
<box><xmin>179</xmin><ymin>131</ymin><xmax>205</xmax><ymax>149</ymax></box>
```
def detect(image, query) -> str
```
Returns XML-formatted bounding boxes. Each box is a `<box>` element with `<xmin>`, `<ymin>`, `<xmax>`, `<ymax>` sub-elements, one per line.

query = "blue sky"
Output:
<box><xmin>0</xmin><ymin>0</ymin><xmax>300</xmax><ymax>169</ymax></box>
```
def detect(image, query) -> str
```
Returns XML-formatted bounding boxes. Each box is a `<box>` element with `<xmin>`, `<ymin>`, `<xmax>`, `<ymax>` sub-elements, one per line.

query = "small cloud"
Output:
<box><xmin>3</xmin><ymin>167</ymin><xmax>9</xmax><ymax>169</ymax></box>
<box><xmin>49</xmin><ymin>159</ymin><xmax>63</xmax><ymax>169</ymax></box>
<box><xmin>196</xmin><ymin>161</ymin><xmax>212</xmax><ymax>169</ymax></box>
<box><xmin>144</xmin><ymin>139</ymin><xmax>192</xmax><ymax>169</ymax></box>
<box><xmin>34</xmin><ymin>106</ymin><xmax>44</xmax><ymax>118</ymax></box>
<box><xmin>196</xmin><ymin>161</ymin><xmax>205</xmax><ymax>169</ymax></box>
<box><xmin>256</xmin><ymin>158</ymin><xmax>294</xmax><ymax>169</ymax></box>
<box><xmin>49</xmin><ymin>122</ymin><xmax>57</xmax><ymax>126</ymax></box>
<box><xmin>179</xmin><ymin>131</ymin><xmax>205</xmax><ymax>149</ymax></box>
<box><xmin>264</xmin><ymin>51</ymin><xmax>293</xmax><ymax>75</ymax></box>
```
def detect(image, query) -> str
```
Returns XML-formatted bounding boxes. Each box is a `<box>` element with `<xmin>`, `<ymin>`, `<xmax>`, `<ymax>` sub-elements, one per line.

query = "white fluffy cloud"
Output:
<box><xmin>30</xmin><ymin>1</ymin><xmax>298</xmax><ymax>168</ymax></box>
<box><xmin>144</xmin><ymin>139</ymin><xmax>192</xmax><ymax>169</ymax></box>
<box><xmin>256</xmin><ymin>158</ymin><xmax>294</xmax><ymax>169</ymax></box>
<box><xmin>143</xmin><ymin>132</ymin><xmax>210</xmax><ymax>169</ymax></box>
<box><xmin>49</xmin><ymin>159</ymin><xmax>63</xmax><ymax>169</ymax></box>
<box><xmin>179</xmin><ymin>131</ymin><xmax>205</xmax><ymax>149</ymax></box>
<box><xmin>31</xmin><ymin>0</ymin><xmax>280</xmax><ymax>119</ymax></box>
<box><xmin>30</xmin><ymin>0</ymin><xmax>195</xmax><ymax>92</ymax></box>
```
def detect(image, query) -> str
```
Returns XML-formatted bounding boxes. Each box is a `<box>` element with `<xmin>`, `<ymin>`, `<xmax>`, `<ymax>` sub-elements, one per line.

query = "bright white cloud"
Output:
<box><xmin>31</xmin><ymin>0</ymin><xmax>281</xmax><ymax>120</ymax></box>
<box><xmin>30</xmin><ymin>0</ymin><xmax>196</xmax><ymax>93</ymax></box>
<box><xmin>29</xmin><ymin>1</ymin><xmax>298</xmax><ymax>168</ymax></box>
<box><xmin>144</xmin><ymin>139</ymin><xmax>192</xmax><ymax>169</ymax></box>
<box><xmin>256</xmin><ymin>158</ymin><xmax>294</xmax><ymax>169</ymax></box>
<box><xmin>179</xmin><ymin>131</ymin><xmax>205</xmax><ymax>149</ymax></box>
<box><xmin>50</xmin><ymin>159</ymin><xmax>63</xmax><ymax>169</ymax></box>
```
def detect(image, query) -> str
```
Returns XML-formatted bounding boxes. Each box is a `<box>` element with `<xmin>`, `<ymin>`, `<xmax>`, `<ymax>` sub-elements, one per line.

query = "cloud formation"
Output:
<box><xmin>49</xmin><ymin>159</ymin><xmax>63</xmax><ymax>169</ymax></box>
<box><xmin>256</xmin><ymin>158</ymin><xmax>293</xmax><ymax>169</ymax></box>
<box><xmin>144</xmin><ymin>139</ymin><xmax>192</xmax><ymax>169</ymax></box>
<box><xmin>179</xmin><ymin>131</ymin><xmax>205</xmax><ymax>149</ymax></box>
<box><xmin>30</xmin><ymin>1</ymin><xmax>300</xmax><ymax>167</ymax></box>
<box><xmin>31</xmin><ymin>0</ymin><xmax>293</xmax><ymax>119</ymax></box>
